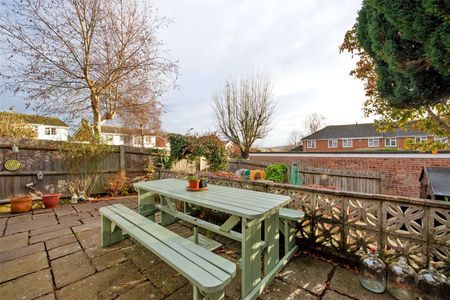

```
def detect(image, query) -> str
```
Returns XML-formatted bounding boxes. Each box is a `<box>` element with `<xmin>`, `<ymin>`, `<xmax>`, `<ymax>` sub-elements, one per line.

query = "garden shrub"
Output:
<box><xmin>266</xmin><ymin>163</ymin><xmax>288</xmax><ymax>183</ymax></box>
<box><xmin>105</xmin><ymin>171</ymin><xmax>131</xmax><ymax>196</ymax></box>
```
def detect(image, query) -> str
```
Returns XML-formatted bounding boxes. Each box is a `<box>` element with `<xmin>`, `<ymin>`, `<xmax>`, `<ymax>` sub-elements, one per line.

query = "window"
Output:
<box><xmin>102</xmin><ymin>134</ymin><xmax>113</xmax><ymax>142</ymax></box>
<box><xmin>328</xmin><ymin>139</ymin><xmax>338</xmax><ymax>148</ymax></box>
<box><xmin>307</xmin><ymin>140</ymin><xmax>316</xmax><ymax>148</ymax></box>
<box><xmin>342</xmin><ymin>139</ymin><xmax>353</xmax><ymax>148</ymax></box>
<box><xmin>144</xmin><ymin>136</ymin><xmax>153</xmax><ymax>144</ymax></box>
<box><xmin>44</xmin><ymin>127</ymin><xmax>56</xmax><ymax>135</ymax></box>
<box><xmin>385</xmin><ymin>137</ymin><xmax>397</xmax><ymax>147</ymax></box>
<box><xmin>118</xmin><ymin>135</ymin><xmax>125</xmax><ymax>144</ymax></box>
<box><xmin>368</xmin><ymin>138</ymin><xmax>379</xmax><ymax>147</ymax></box>
<box><xmin>416</xmin><ymin>136</ymin><xmax>427</xmax><ymax>142</ymax></box>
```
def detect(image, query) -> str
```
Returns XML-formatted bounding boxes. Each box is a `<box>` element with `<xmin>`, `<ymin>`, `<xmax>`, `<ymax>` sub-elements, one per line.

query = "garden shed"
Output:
<box><xmin>419</xmin><ymin>167</ymin><xmax>450</xmax><ymax>200</ymax></box>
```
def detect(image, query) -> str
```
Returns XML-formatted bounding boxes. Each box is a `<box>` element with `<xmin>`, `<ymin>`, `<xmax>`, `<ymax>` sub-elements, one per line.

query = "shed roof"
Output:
<box><xmin>420</xmin><ymin>167</ymin><xmax>450</xmax><ymax>197</ymax></box>
<box><xmin>302</xmin><ymin>123</ymin><xmax>429</xmax><ymax>140</ymax></box>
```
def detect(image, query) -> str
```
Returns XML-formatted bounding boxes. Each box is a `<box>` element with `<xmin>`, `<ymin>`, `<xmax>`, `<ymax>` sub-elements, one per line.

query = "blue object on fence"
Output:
<box><xmin>242</xmin><ymin>169</ymin><xmax>250</xmax><ymax>180</ymax></box>
<box><xmin>290</xmin><ymin>162</ymin><xmax>301</xmax><ymax>186</ymax></box>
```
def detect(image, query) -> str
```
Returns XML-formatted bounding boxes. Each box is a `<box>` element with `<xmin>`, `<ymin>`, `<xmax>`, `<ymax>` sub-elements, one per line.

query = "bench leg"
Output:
<box><xmin>138</xmin><ymin>189</ymin><xmax>156</xmax><ymax>221</ymax></box>
<box><xmin>101</xmin><ymin>216</ymin><xmax>123</xmax><ymax>247</ymax></box>
<box><xmin>161</xmin><ymin>196</ymin><xmax>177</xmax><ymax>226</ymax></box>
<box><xmin>193</xmin><ymin>286</ymin><xmax>224</xmax><ymax>300</ymax></box>
<box><xmin>280</xmin><ymin>219</ymin><xmax>296</xmax><ymax>256</ymax></box>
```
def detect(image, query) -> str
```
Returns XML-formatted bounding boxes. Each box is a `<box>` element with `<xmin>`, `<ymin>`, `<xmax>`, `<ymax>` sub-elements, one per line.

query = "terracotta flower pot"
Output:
<box><xmin>188</xmin><ymin>180</ymin><xmax>200</xmax><ymax>189</ymax></box>
<box><xmin>11</xmin><ymin>196</ymin><xmax>33</xmax><ymax>214</ymax></box>
<box><xmin>42</xmin><ymin>193</ymin><xmax>61</xmax><ymax>209</ymax></box>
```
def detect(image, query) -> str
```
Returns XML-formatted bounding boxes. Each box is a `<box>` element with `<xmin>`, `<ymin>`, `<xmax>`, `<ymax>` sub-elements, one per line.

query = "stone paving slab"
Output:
<box><xmin>0</xmin><ymin>269</ymin><xmax>54</xmax><ymax>300</ymax></box>
<box><xmin>0</xmin><ymin>251</ymin><xmax>48</xmax><ymax>283</ymax></box>
<box><xmin>0</xmin><ymin>232</ymin><xmax>28</xmax><ymax>252</ymax></box>
<box><xmin>0</xmin><ymin>198</ymin><xmax>396</xmax><ymax>300</ymax></box>
<box><xmin>330</xmin><ymin>266</ymin><xmax>394</xmax><ymax>299</ymax></box>
<box><xmin>51</xmin><ymin>251</ymin><xmax>96</xmax><ymax>288</ymax></box>
<box><xmin>0</xmin><ymin>242</ymin><xmax>45</xmax><ymax>263</ymax></box>
<box><xmin>48</xmin><ymin>241</ymin><xmax>82</xmax><ymax>260</ymax></box>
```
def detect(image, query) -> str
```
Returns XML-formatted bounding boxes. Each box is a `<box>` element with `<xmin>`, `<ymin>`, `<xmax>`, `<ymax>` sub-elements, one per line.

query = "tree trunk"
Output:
<box><xmin>91</xmin><ymin>93</ymin><xmax>102</xmax><ymax>142</ymax></box>
<box><xmin>241</xmin><ymin>151</ymin><xmax>250</xmax><ymax>159</ymax></box>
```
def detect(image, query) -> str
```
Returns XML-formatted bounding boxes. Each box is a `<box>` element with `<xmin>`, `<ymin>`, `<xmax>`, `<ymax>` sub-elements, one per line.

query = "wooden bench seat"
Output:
<box><xmin>279</xmin><ymin>208</ymin><xmax>305</xmax><ymax>255</ymax></box>
<box><xmin>99</xmin><ymin>204</ymin><xmax>236</xmax><ymax>300</ymax></box>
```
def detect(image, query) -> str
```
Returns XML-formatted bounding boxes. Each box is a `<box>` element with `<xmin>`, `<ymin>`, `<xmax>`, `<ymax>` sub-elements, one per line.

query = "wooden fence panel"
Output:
<box><xmin>0</xmin><ymin>138</ymin><xmax>157</xmax><ymax>199</ymax></box>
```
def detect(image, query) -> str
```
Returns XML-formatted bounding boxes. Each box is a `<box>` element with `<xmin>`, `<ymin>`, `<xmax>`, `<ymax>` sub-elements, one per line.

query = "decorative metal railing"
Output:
<box><xmin>157</xmin><ymin>170</ymin><xmax>449</xmax><ymax>275</ymax></box>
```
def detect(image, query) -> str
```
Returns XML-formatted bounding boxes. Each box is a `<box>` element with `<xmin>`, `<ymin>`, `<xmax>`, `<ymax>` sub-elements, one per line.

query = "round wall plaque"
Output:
<box><xmin>4</xmin><ymin>160</ymin><xmax>21</xmax><ymax>171</ymax></box>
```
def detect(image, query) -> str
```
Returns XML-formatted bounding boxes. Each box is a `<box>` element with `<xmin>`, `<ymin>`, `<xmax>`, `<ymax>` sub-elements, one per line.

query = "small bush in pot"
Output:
<box><xmin>188</xmin><ymin>175</ymin><xmax>200</xmax><ymax>189</ymax></box>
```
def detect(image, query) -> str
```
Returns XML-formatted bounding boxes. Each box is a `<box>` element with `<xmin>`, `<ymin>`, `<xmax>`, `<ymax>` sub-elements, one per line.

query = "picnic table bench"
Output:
<box><xmin>99</xmin><ymin>204</ymin><xmax>236</xmax><ymax>300</ymax></box>
<box><xmin>134</xmin><ymin>178</ymin><xmax>304</xmax><ymax>300</ymax></box>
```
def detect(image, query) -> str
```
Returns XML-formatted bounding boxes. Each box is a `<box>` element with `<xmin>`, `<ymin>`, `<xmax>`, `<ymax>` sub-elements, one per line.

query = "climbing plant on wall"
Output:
<box><xmin>166</xmin><ymin>133</ymin><xmax>228</xmax><ymax>171</ymax></box>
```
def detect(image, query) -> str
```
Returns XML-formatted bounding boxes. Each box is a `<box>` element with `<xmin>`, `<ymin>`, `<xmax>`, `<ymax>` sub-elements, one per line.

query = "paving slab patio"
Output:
<box><xmin>0</xmin><ymin>196</ymin><xmax>394</xmax><ymax>299</ymax></box>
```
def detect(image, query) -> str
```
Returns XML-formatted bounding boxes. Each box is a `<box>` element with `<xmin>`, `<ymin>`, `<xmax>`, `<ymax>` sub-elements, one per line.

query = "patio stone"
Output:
<box><xmin>164</xmin><ymin>283</ymin><xmax>193</xmax><ymax>300</ymax></box>
<box><xmin>29</xmin><ymin>227</ymin><xmax>72</xmax><ymax>244</ymax></box>
<box><xmin>36</xmin><ymin>293</ymin><xmax>56</xmax><ymax>300</ymax></box>
<box><xmin>124</xmin><ymin>243</ymin><xmax>161</xmax><ymax>270</ymax></box>
<box><xmin>54</xmin><ymin>205</ymin><xmax>77</xmax><ymax>217</ymax></box>
<box><xmin>0</xmin><ymin>269</ymin><xmax>53</xmax><ymax>300</ymax></box>
<box><xmin>0</xmin><ymin>242</ymin><xmax>45</xmax><ymax>263</ymax></box>
<box><xmin>323</xmin><ymin>290</ymin><xmax>354</xmax><ymax>300</ymax></box>
<box><xmin>72</xmin><ymin>220</ymin><xmax>100</xmax><ymax>233</ymax></box>
<box><xmin>51</xmin><ymin>251</ymin><xmax>96</xmax><ymax>288</ymax></box>
<box><xmin>261</xmin><ymin>278</ymin><xmax>317</xmax><ymax>300</ymax></box>
<box><xmin>77</xmin><ymin>228</ymin><xmax>132</xmax><ymax>258</ymax></box>
<box><xmin>0</xmin><ymin>251</ymin><xmax>48</xmax><ymax>283</ymax></box>
<box><xmin>48</xmin><ymin>241</ymin><xmax>82</xmax><ymax>260</ymax></box>
<box><xmin>5</xmin><ymin>214</ymin><xmax>58</xmax><ymax>235</ymax></box>
<box><xmin>45</xmin><ymin>234</ymin><xmax>77</xmax><ymax>250</ymax></box>
<box><xmin>57</xmin><ymin>211</ymin><xmax>91</xmax><ymax>223</ymax></box>
<box><xmin>30</xmin><ymin>220</ymin><xmax>80</xmax><ymax>236</ymax></box>
<box><xmin>116</xmin><ymin>281</ymin><xmax>164</xmax><ymax>300</ymax></box>
<box><xmin>278</xmin><ymin>255</ymin><xmax>335</xmax><ymax>295</ymax></box>
<box><xmin>330</xmin><ymin>266</ymin><xmax>394</xmax><ymax>300</ymax></box>
<box><xmin>92</xmin><ymin>249</ymin><xmax>128</xmax><ymax>271</ymax></box>
<box><xmin>7</xmin><ymin>214</ymin><xmax>32</xmax><ymax>224</ymax></box>
<box><xmin>56</xmin><ymin>261</ymin><xmax>144</xmax><ymax>300</ymax></box>
<box><xmin>33</xmin><ymin>208</ymin><xmax>54</xmax><ymax>215</ymax></box>
<box><xmin>0</xmin><ymin>232</ymin><xmax>28</xmax><ymax>253</ymax></box>
<box><xmin>144</xmin><ymin>261</ymin><xmax>189</xmax><ymax>296</ymax></box>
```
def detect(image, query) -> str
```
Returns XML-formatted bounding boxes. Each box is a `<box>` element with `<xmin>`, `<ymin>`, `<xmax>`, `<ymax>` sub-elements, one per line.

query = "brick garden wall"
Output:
<box><xmin>248</xmin><ymin>152</ymin><xmax>450</xmax><ymax>198</ymax></box>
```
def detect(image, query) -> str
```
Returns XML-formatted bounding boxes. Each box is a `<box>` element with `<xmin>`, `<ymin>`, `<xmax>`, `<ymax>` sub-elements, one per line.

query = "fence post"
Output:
<box><xmin>119</xmin><ymin>146</ymin><xmax>125</xmax><ymax>173</ymax></box>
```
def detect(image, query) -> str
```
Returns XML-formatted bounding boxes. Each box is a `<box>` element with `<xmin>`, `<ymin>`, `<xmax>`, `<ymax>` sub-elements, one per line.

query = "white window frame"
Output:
<box><xmin>144</xmin><ymin>136</ymin><xmax>153</xmax><ymax>144</ymax></box>
<box><xmin>385</xmin><ymin>137</ymin><xmax>397</xmax><ymax>147</ymax></box>
<box><xmin>368</xmin><ymin>138</ymin><xmax>379</xmax><ymax>148</ymax></box>
<box><xmin>328</xmin><ymin>139</ymin><xmax>338</xmax><ymax>148</ymax></box>
<box><xmin>44</xmin><ymin>127</ymin><xmax>56</xmax><ymax>136</ymax></box>
<box><xmin>416</xmin><ymin>136</ymin><xmax>427</xmax><ymax>142</ymax></box>
<box><xmin>307</xmin><ymin>140</ymin><xmax>316</xmax><ymax>148</ymax></box>
<box><xmin>342</xmin><ymin>139</ymin><xmax>353</xmax><ymax>148</ymax></box>
<box><xmin>118</xmin><ymin>135</ymin><xmax>125</xmax><ymax>144</ymax></box>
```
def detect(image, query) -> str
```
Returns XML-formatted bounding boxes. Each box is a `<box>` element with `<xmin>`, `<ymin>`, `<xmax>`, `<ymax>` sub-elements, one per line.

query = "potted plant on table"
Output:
<box><xmin>199</xmin><ymin>172</ymin><xmax>208</xmax><ymax>189</ymax></box>
<box><xmin>188</xmin><ymin>175</ymin><xmax>200</xmax><ymax>189</ymax></box>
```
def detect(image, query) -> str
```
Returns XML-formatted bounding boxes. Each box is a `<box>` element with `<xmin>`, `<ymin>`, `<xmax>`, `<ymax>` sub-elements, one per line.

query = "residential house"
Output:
<box><xmin>222</xmin><ymin>140</ymin><xmax>241</xmax><ymax>157</ymax></box>
<box><xmin>0</xmin><ymin>112</ymin><xmax>69</xmax><ymax>141</ymax></box>
<box><xmin>99</xmin><ymin>126</ymin><xmax>168</xmax><ymax>149</ymax></box>
<box><xmin>301</xmin><ymin>123</ymin><xmax>448</xmax><ymax>152</ymax></box>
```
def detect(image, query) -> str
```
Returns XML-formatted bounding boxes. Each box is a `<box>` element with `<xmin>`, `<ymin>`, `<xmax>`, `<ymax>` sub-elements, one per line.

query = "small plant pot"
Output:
<box><xmin>42</xmin><ymin>193</ymin><xmax>61</xmax><ymax>209</ymax></box>
<box><xmin>188</xmin><ymin>180</ymin><xmax>200</xmax><ymax>189</ymax></box>
<box><xmin>10</xmin><ymin>196</ymin><xmax>33</xmax><ymax>213</ymax></box>
<box><xmin>199</xmin><ymin>179</ymin><xmax>208</xmax><ymax>189</ymax></box>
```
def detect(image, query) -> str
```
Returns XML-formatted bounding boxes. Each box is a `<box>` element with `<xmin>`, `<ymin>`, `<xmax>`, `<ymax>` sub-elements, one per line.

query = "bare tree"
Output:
<box><xmin>213</xmin><ymin>74</ymin><xmax>276</xmax><ymax>159</ymax></box>
<box><xmin>0</xmin><ymin>0</ymin><xmax>177</xmax><ymax>139</ymax></box>
<box><xmin>288</xmin><ymin>130</ymin><xmax>303</xmax><ymax>147</ymax></box>
<box><xmin>304</xmin><ymin>113</ymin><xmax>325</xmax><ymax>134</ymax></box>
<box><xmin>118</xmin><ymin>97</ymin><xmax>162</xmax><ymax>148</ymax></box>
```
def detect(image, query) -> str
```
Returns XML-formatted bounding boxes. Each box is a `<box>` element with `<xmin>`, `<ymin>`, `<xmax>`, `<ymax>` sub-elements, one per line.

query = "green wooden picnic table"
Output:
<box><xmin>134</xmin><ymin>178</ymin><xmax>298</xmax><ymax>300</ymax></box>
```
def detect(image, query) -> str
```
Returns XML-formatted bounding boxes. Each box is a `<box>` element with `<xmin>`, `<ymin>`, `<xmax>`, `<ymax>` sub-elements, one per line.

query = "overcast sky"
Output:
<box><xmin>0</xmin><ymin>0</ymin><xmax>371</xmax><ymax>146</ymax></box>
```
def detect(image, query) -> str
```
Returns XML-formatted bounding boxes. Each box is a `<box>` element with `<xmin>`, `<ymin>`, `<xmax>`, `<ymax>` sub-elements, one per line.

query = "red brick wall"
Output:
<box><xmin>303</xmin><ymin>136</ymin><xmax>447</xmax><ymax>152</ymax></box>
<box><xmin>249</xmin><ymin>153</ymin><xmax>450</xmax><ymax>198</ymax></box>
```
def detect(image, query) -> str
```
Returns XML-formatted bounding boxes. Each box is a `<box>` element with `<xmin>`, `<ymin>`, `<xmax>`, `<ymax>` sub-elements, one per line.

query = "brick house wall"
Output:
<box><xmin>303</xmin><ymin>136</ymin><xmax>445</xmax><ymax>152</ymax></box>
<box><xmin>249</xmin><ymin>152</ymin><xmax>450</xmax><ymax>198</ymax></box>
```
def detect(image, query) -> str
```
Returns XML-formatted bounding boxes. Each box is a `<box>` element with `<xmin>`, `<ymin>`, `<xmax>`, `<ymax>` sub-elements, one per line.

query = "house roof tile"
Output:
<box><xmin>302</xmin><ymin>123</ymin><xmax>429</xmax><ymax>140</ymax></box>
<box><xmin>0</xmin><ymin>112</ymin><xmax>69</xmax><ymax>127</ymax></box>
